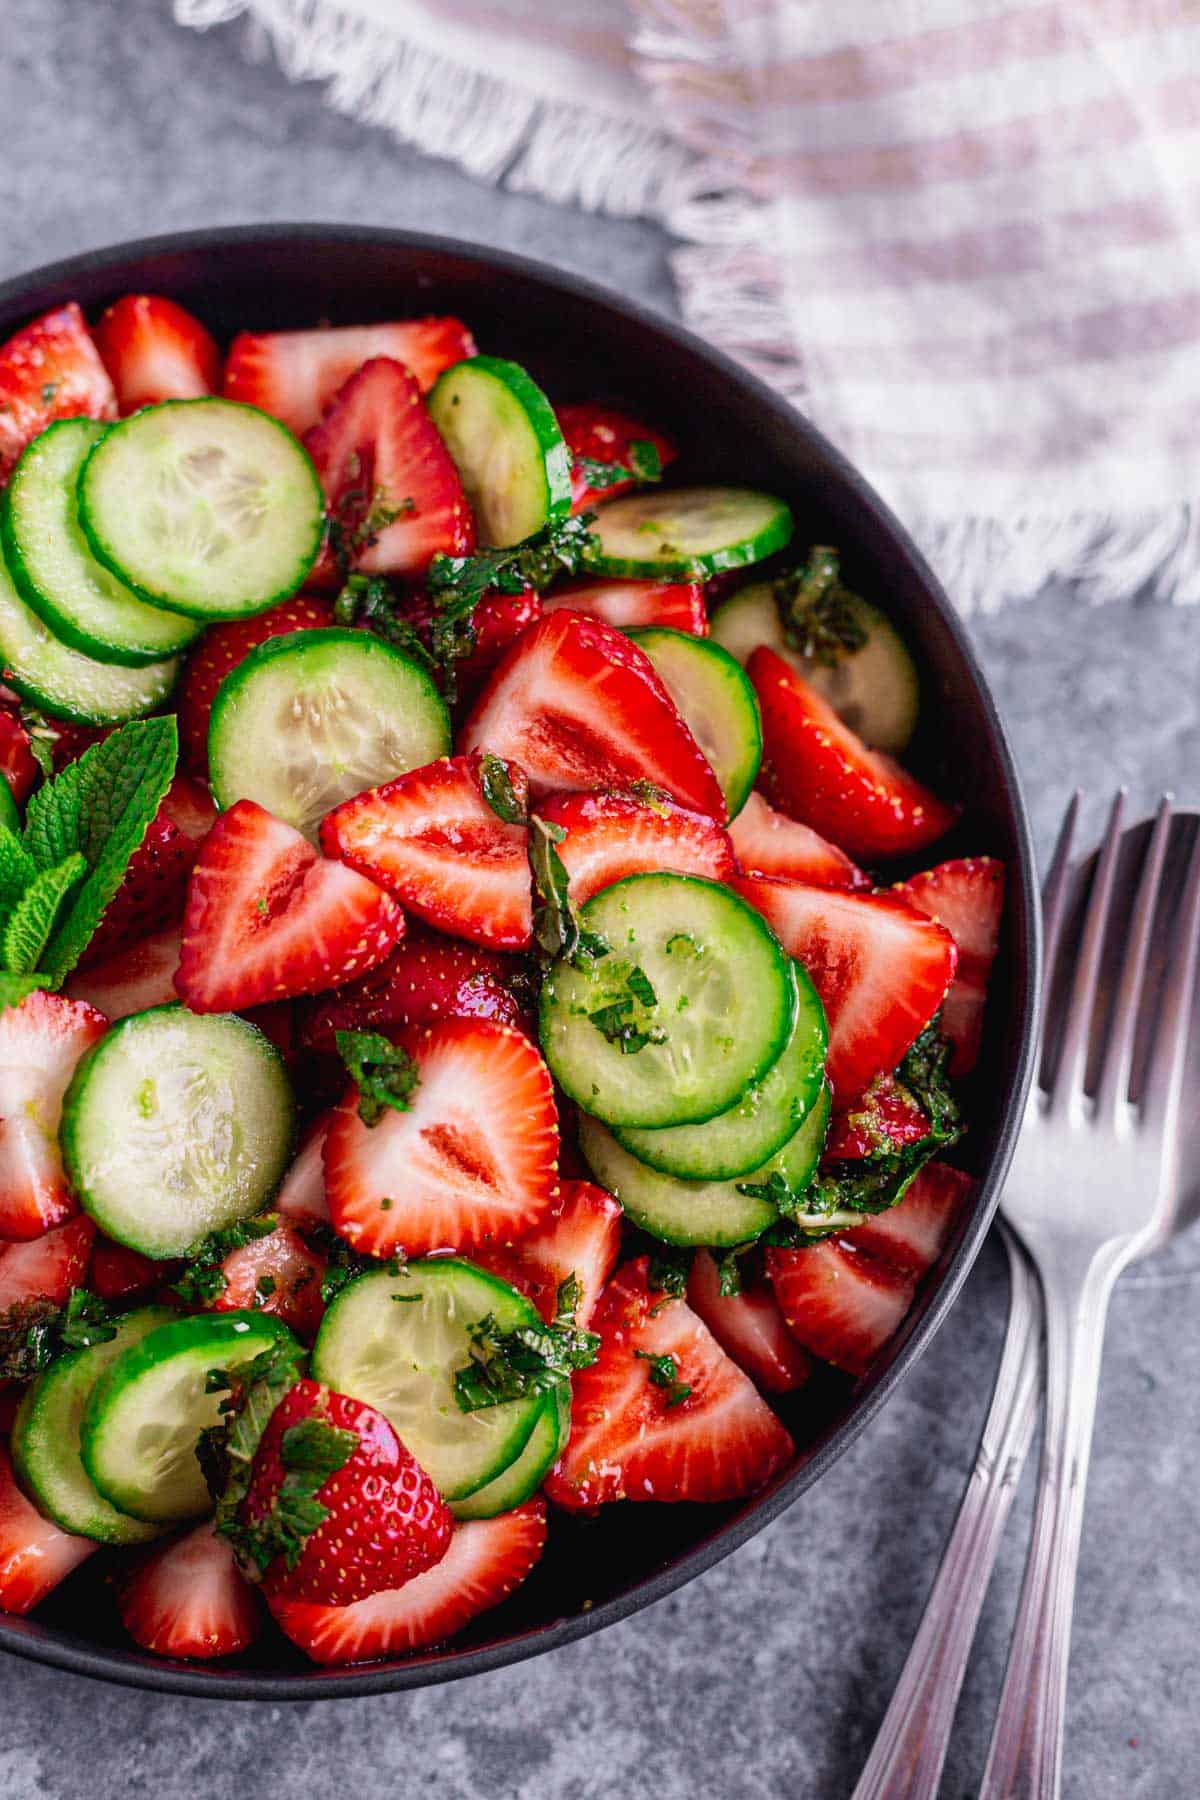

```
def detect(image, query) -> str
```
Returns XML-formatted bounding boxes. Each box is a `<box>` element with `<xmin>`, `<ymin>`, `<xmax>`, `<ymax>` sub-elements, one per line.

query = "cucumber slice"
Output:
<box><xmin>581</xmin><ymin>1082</ymin><xmax>831</xmax><ymax>1247</ymax></box>
<box><xmin>710</xmin><ymin>581</ymin><xmax>920</xmax><ymax>754</ymax></box>
<box><xmin>312</xmin><ymin>1259</ymin><xmax>546</xmax><ymax>1502</ymax></box>
<box><xmin>1</xmin><ymin>421</ymin><xmax>202</xmax><ymax>667</ymax></box>
<box><xmin>81</xmin><ymin>1311</ymin><xmax>297</xmax><ymax>1523</ymax></box>
<box><xmin>539</xmin><ymin>872</ymin><xmax>796</xmax><ymax>1130</ymax></box>
<box><xmin>12</xmin><ymin>1305</ymin><xmax>176</xmax><ymax>1543</ymax></box>
<box><xmin>77</xmin><ymin>399</ymin><xmax>323</xmax><ymax>620</ymax></box>
<box><xmin>61</xmin><ymin>1005</ymin><xmax>295</xmax><ymax>1258</ymax></box>
<box><xmin>207</xmin><ymin>627</ymin><xmax>450</xmax><ymax>842</ymax></box>
<box><xmin>450</xmin><ymin>1383</ymin><xmax>570</xmax><ymax>1522</ymax></box>
<box><xmin>628</xmin><ymin>626</ymin><xmax>761</xmax><ymax>820</ymax></box>
<box><xmin>588</xmin><ymin>487</ymin><xmax>793</xmax><ymax>580</ymax></box>
<box><xmin>427</xmin><ymin>356</ymin><xmax>571</xmax><ymax>548</ymax></box>
<box><xmin>613</xmin><ymin>961</ymin><xmax>827</xmax><ymax>1179</ymax></box>
<box><xmin>0</xmin><ymin>548</ymin><xmax>179</xmax><ymax>724</ymax></box>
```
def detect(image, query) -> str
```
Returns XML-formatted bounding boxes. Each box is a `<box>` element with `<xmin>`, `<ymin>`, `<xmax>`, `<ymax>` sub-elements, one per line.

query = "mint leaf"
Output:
<box><xmin>0</xmin><ymin>971</ymin><xmax>51</xmax><ymax>1011</ymax></box>
<box><xmin>478</xmin><ymin>754</ymin><xmax>528</xmax><ymax>825</ymax></box>
<box><xmin>2</xmin><ymin>853</ymin><xmax>85</xmax><ymax>974</ymax></box>
<box><xmin>334</xmin><ymin>1028</ymin><xmax>420</xmax><ymax>1128</ymax></box>
<box><xmin>634</xmin><ymin>1348</ymin><xmax>691</xmax><ymax>1407</ymax></box>
<box><xmin>24</xmin><ymin>718</ymin><xmax>178</xmax><ymax>980</ymax></box>
<box><xmin>0</xmin><ymin>827</ymin><xmax>37</xmax><ymax>921</ymax></box>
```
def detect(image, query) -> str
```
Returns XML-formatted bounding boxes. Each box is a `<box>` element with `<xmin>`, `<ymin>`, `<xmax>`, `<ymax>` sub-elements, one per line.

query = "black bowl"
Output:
<box><xmin>0</xmin><ymin>226</ymin><xmax>1040</xmax><ymax>1698</ymax></box>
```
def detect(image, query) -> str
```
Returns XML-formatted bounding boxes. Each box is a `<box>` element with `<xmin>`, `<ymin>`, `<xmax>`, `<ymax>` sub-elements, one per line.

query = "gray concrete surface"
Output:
<box><xmin>0</xmin><ymin>2</ymin><xmax>1197</xmax><ymax>1794</ymax></box>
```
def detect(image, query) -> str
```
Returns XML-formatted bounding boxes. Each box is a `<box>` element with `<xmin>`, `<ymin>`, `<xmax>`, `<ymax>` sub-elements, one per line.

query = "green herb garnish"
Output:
<box><xmin>773</xmin><ymin>545</ymin><xmax>868</xmax><ymax>669</ymax></box>
<box><xmin>0</xmin><ymin>1288</ymin><xmax>117</xmax><ymax>1382</ymax></box>
<box><xmin>175</xmin><ymin>1214</ymin><xmax>280</xmax><ymax>1307</ymax></box>
<box><xmin>576</xmin><ymin>440</ymin><xmax>663</xmax><ymax>493</ymax></box>
<box><xmin>635</xmin><ymin>1349</ymin><xmax>691</xmax><ymax>1407</ymax></box>
<box><xmin>454</xmin><ymin>1274</ymin><xmax>599</xmax><ymax>1412</ymax></box>
<box><xmin>478</xmin><ymin>753</ymin><xmax>528</xmax><ymax>825</ymax></box>
<box><xmin>335</xmin><ymin>1028</ymin><xmax>421</xmax><ymax>1127</ymax></box>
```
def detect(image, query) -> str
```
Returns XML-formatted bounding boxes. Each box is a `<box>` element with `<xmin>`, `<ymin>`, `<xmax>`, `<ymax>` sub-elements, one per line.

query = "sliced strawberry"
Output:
<box><xmin>90</xmin><ymin>1235</ymin><xmax>165</xmax><ymax>1303</ymax></box>
<box><xmin>300</xmin><ymin>930</ymin><xmax>530</xmax><ymax>1055</ymax></box>
<box><xmin>0</xmin><ymin>993</ymin><xmax>107</xmax><ymax>1239</ymax></box>
<box><xmin>749</xmin><ymin>647</ymin><xmax>956</xmax><ymax>862</ymax></box>
<box><xmin>324</xmin><ymin>1018</ymin><xmax>559</xmax><ymax>1259</ymax></box>
<box><xmin>546</xmin><ymin>1258</ymin><xmax>793</xmax><ymax>1510</ymax></box>
<box><xmin>475</xmin><ymin>1179</ymin><xmax>622</xmax><ymax>1327</ymax></box>
<box><xmin>557</xmin><ymin>405</ymin><xmax>676</xmax><ymax>513</ymax></box>
<box><xmin>460</xmin><ymin>609</ymin><xmax>724</xmax><ymax>817</ymax></box>
<box><xmin>823</xmin><ymin>1074</ymin><xmax>931</xmax><ymax>1161</ymax></box>
<box><xmin>542</xmin><ymin>580</ymin><xmax>706</xmax><ymax>636</ymax></box>
<box><xmin>118</xmin><ymin>1521</ymin><xmax>261</xmax><ymax>1659</ymax></box>
<box><xmin>304</xmin><ymin>358</ymin><xmax>474</xmax><ymax>579</ymax></box>
<box><xmin>538</xmin><ymin>788</ymin><xmax>734</xmax><ymax>908</ymax></box>
<box><xmin>175</xmin><ymin>799</ymin><xmax>404</xmax><ymax>1012</ymax></box>
<box><xmin>686</xmin><ymin>1251</ymin><xmax>814</xmax><ymax>1395</ymax></box>
<box><xmin>43</xmin><ymin>718</ymin><xmax>110</xmax><ymax>770</ymax></box>
<box><xmin>729</xmin><ymin>790</ymin><xmax>868</xmax><ymax>891</ymax></box>
<box><xmin>176</xmin><ymin>595</ymin><xmax>335</xmax><ymax>776</ymax></box>
<box><xmin>844</xmin><ymin>1160</ymin><xmax>972</xmax><ymax>1276</ymax></box>
<box><xmin>894</xmin><ymin>858</ymin><xmax>1005</xmax><ymax>1076</ymax></box>
<box><xmin>0</xmin><ymin>705</ymin><xmax>38</xmax><ymax>805</ymax></box>
<box><xmin>0</xmin><ymin>1215</ymin><xmax>95</xmax><ymax>1310</ymax></box>
<box><xmin>269</xmin><ymin>1499</ymin><xmax>545</xmax><ymax>1666</ymax></box>
<box><xmin>66</xmin><ymin>924</ymin><xmax>182</xmax><ymax>1020</ymax></box>
<box><xmin>275</xmin><ymin>1115</ymin><xmax>332</xmax><ymax>1228</ymax></box>
<box><xmin>0</xmin><ymin>1443</ymin><xmax>95</xmax><ymax>1615</ymax></box>
<box><xmin>766</xmin><ymin>1239</ymin><xmax>915</xmax><ymax>1377</ymax></box>
<box><xmin>160</xmin><ymin>773</ymin><xmax>218</xmax><ymax>846</ymax></box>
<box><xmin>92</xmin><ymin>294</ymin><xmax>221</xmax><ymax>411</ymax></box>
<box><xmin>223</xmin><ymin>318</ymin><xmax>476</xmax><ymax>436</ymax></box>
<box><xmin>0</xmin><ymin>303</ymin><xmax>116</xmax><ymax>482</ymax></box>
<box><xmin>322</xmin><ymin>754</ymin><xmax>532</xmax><ymax>951</ymax></box>
<box><xmin>238</xmin><ymin>1378</ymin><xmax>452</xmax><ymax>1606</ymax></box>
<box><xmin>76</xmin><ymin>810</ymin><xmax>196</xmax><ymax>969</ymax></box>
<box><xmin>211</xmin><ymin>1223</ymin><xmax>326</xmax><ymax>1339</ymax></box>
<box><xmin>733</xmin><ymin>875</ymin><xmax>957</xmax><ymax>1102</ymax></box>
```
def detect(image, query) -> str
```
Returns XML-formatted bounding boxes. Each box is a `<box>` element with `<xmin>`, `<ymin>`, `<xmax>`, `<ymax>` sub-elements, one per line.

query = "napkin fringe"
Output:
<box><xmin>174</xmin><ymin>0</ymin><xmax>694</xmax><ymax>216</ymax></box>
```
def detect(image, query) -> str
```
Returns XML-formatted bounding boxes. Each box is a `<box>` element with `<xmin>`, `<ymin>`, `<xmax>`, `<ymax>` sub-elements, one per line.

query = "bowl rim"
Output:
<box><xmin>0</xmin><ymin>223</ymin><xmax>1041</xmax><ymax>1700</ymax></box>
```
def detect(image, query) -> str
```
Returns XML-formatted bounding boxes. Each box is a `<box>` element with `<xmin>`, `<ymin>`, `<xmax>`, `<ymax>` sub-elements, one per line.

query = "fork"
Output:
<box><xmin>853</xmin><ymin>794</ymin><xmax>1200</xmax><ymax>1800</ymax></box>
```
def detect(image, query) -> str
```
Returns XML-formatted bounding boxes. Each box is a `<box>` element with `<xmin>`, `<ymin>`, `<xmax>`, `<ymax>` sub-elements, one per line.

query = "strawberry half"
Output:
<box><xmin>275</xmin><ymin>1115</ymin><xmax>332</xmax><ymax>1229</ymax></box>
<box><xmin>66</xmin><ymin>924</ymin><xmax>182</xmax><ymax>1020</ymax></box>
<box><xmin>177</xmin><ymin>595</ymin><xmax>335</xmax><ymax>776</ymax></box>
<box><xmin>557</xmin><ymin>405</ymin><xmax>676</xmax><ymax>513</ymax></box>
<box><xmin>0</xmin><ymin>303</ymin><xmax>116</xmax><ymax>482</ymax></box>
<box><xmin>0</xmin><ymin>704</ymin><xmax>38</xmax><ymax>805</ymax></box>
<box><xmin>767</xmin><ymin>1159</ymin><xmax>971</xmax><ymax>1374</ymax></box>
<box><xmin>895</xmin><ymin>858</ymin><xmax>1005</xmax><ymax>1076</ymax></box>
<box><xmin>92</xmin><ymin>294</ymin><xmax>221</xmax><ymax>411</ymax></box>
<box><xmin>322</xmin><ymin>754</ymin><xmax>532</xmax><ymax>951</ymax></box>
<box><xmin>238</xmin><ymin>1378</ymin><xmax>452</xmax><ymax>1607</ymax></box>
<box><xmin>211</xmin><ymin>1223</ymin><xmax>327</xmax><ymax>1340</ymax></box>
<box><xmin>175</xmin><ymin>799</ymin><xmax>404</xmax><ymax>1012</ymax></box>
<box><xmin>822</xmin><ymin>1073</ymin><xmax>931</xmax><ymax>1162</ymax></box>
<box><xmin>223</xmin><ymin>318</ymin><xmax>476</xmax><ymax>436</ymax></box>
<box><xmin>0</xmin><ymin>992</ymin><xmax>107</xmax><ymax>1239</ymax></box>
<box><xmin>118</xmin><ymin>1521</ymin><xmax>261</xmax><ymax>1659</ymax></box>
<box><xmin>475</xmin><ymin>1179</ymin><xmax>622</xmax><ymax>1327</ymax></box>
<box><xmin>0</xmin><ymin>1443</ymin><xmax>95</xmax><ymax>1615</ymax></box>
<box><xmin>733</xmin><ymin>874</ymin><xmax>957</xmax><ymax>1102</ymax></box>
<box><xmin>324</xmin><ymin>1018</ymin><xmax>559</xmax><ymax>1259</ymax></box>
<box><xmin>89</xmin><ymin>1235</ymin><xmax>165</xmax><ymax>1304</ymax></box>
<box><xmin>76</xmin><ymin>809</ymin><xmax>196</xmax><ymax>969</ymax></box>
<box><xmin>0</xmin><ymin>1215</ymin><xmax>95</xmax><ymax>1311</ymax></box>
<box><xmin>542</xmin><ymin>580</ymin><xmax>706</xmax><ymax>636</ymax></box>
<box><xmin>546</xmin><ymin>1258</ymin><xmax>794</xmax><ymax>1510</ymax></box>
<box><xmin>749</xmin><ymin>647</ymin><xmax>956</xmax><ymax>862</ymax></box>
<box><xmin>538</xmin><ymin>788</ymin><xmax>734</xmax><ymax>908</ymax></box>
<box><xmin>299</xmin><ymin>930</ymin><xmax>530</xmax><ymax>1055</ymax></box>
<box><xmin>729</xmin><ymin>790</ymin><xmax>868</xmax><ymax>891</ymax></box>
<box><xmin>686</xmin><ymin>1251</ymin><xmax>814</xmax><ymax>1395</ymax></box>
<box><xmin>268</xmin><ymin>1499</ymin><xmax>546</xmax><ymax>1666</ymax></box>
<box><xmin>460</xmin><ymin>609</ymin><xmax>725</xmax><ymax>817</ymax></box>
<box><xmin>304</xmin><ymin>357</ymin><xmax>475</xmax><ymax>579</ymax></box>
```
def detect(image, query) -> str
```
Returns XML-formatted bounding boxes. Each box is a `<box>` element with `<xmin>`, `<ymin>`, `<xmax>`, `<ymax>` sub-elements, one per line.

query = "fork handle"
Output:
<box><xmin>850</xmin><ymin>1228</ymin><xmax>1042</xmax><ymax>1800</ymax></box>
<box><xmin>979</xmin><ymin>1245</ymin><xmax>1123</xmax><ymax>1800</ymax></box>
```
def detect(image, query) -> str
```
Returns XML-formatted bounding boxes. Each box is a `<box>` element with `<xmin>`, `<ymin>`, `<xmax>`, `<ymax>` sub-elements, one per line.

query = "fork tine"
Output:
<box><xmin>1049</xmin><ymin>791</ymin><xmax>1126</xmax><ymax>1108</ymax></box>
<box><xmin>1142</xmin><ymin>815</ymin><xmax>1200</xmax><ymax>1135</ymax></box>
<box><xmin>1095</xmin><ymin>797</ymin><xmax>1173</xmax><ymax>1117</ymax></box>
<box><xmin>1040</xmin><ymin>792</ymin><xmax>1081</xmax><ymax>986</ymax></box>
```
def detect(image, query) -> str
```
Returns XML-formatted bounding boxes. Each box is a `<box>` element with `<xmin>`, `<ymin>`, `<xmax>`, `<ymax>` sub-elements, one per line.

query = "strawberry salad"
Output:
<box><xmin>0</xmin><ymin>295</ymin><xmax>1003</xmax><ymax>1668</ymax></box>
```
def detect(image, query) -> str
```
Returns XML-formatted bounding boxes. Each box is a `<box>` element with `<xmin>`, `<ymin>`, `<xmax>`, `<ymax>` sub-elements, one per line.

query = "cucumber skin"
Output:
<box><xmin>12</xmin><ymin>1305</ymin><xmax>177</xmax><ymax>1544</ymax></box>
<box><xmin>428</xmin><ymin>355</ymin><xmax>572</xmax><ymax>546</ymax></box>
<box><xmin>76</xmin><ymin>399</ymin><xmax>324</xmax><ymax>621</ymax></box>
<box><xmin>449</xmin><ymin>1384</ymin><xmax>570</xmax><ymax>1521</ymax></box>
<box><xmin>0</xmin><ymin>421</ymin><xmax>202</xmax><ymax>669</ymax></box>
<box><xmin>60</xmin><ymin>1004</ymin><xmax>297</xmax><ymax>1259</ymax></box>
<box><xmin>80</xmin><ymin>1311</ymin><xmax>297</xmax><ymax>1524</ymax></box>
<box><xmin>587</xmin><ymin>491</ymin><xmax>794</xmax><ymax>581</ymax></box>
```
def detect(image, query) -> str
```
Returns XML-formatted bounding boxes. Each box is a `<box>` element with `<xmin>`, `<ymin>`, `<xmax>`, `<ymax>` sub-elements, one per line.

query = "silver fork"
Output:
<box><xmin>981</xmin><ymin>793</ymin><xmax>1200</xmax><ymax>1797</ymax></box>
